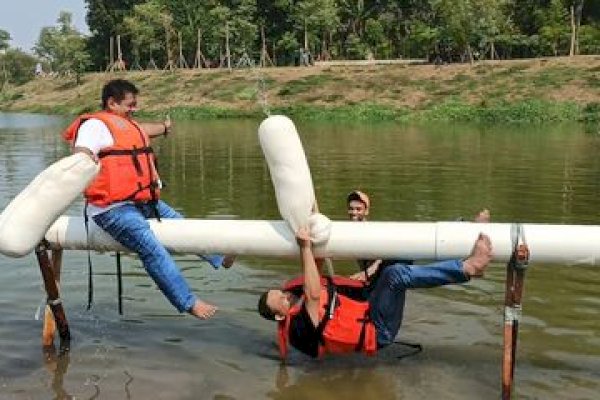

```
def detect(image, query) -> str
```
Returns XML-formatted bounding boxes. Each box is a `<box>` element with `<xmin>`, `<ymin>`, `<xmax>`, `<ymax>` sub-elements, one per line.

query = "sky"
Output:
<box><xmin>0</xmin><ymin>0</ymin><xmax>89</xmax><ymax>52</ymax></box>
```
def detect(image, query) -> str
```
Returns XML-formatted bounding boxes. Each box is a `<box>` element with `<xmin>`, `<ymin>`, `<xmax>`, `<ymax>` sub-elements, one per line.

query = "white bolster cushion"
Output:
<box><xmin>258</xmin><ymin>115</ymin><xmax>316</xmax><ymax>233</ymax></box>
<box><xmin>0</xmin><ymin>153</ymin><xmax>100</xmax><ymax>257</ymax></box>
<box><xmin>308</xmin><ymin>213</ymin><xmax>332</xmax><ymax>245</ymax></box>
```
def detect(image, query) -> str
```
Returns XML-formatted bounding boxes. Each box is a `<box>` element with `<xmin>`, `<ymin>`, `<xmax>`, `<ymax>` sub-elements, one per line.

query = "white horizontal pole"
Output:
<box><xmin>45</xmin><ymin>216</ymin><xmax>600</xmax><ymax>265</ymax></box>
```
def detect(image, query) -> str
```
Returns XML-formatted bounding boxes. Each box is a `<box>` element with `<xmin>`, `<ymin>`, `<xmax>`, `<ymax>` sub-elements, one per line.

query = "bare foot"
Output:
<box><xmin>474</xmin><ymin>209</ymin><xmax>491</xmax><ymax>223</ymax></box>
<box><xmin>462</xmin><ymin>233</ymin><xmax>493</xmax><ymax>278</ymax></box>
<box><xmin>222</xmin><ymin>255</ymin><xmax>236</xmax><ymax>269</ymax></box>
<box><xmin>190</xmin><ymin>300</ymin><xmax>218</xmax><ymax>320</ymax></box>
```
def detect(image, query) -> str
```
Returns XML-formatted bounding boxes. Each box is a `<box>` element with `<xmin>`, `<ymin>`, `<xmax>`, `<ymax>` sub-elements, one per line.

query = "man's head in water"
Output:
<box><xmin>257</xmin><ymin>289</ymin><xmax>292</xmax><ymax>321</ymax></box>
<box><xmin>347</xmin><ymin>190</ymin><xmax>370</xmax><ymax>222</ymax></box>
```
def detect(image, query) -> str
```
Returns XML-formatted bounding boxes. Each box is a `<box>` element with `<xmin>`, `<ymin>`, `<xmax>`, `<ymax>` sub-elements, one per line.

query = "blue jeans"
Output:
<box><xmin>368</xmin><ymin>260</ymin><xmax>469</xmax><ymax>347</ymax></box>
<box><xmin>92</xmin><ymin>201</ymin><xmax>224</xmax><ymax>313</ymax></box>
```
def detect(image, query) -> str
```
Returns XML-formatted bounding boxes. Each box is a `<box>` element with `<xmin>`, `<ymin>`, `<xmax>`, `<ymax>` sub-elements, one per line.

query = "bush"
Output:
<box><xmin>0</xmin><ymin>49</ymin><xmax>38</xmax><ymax>86</ymax></box>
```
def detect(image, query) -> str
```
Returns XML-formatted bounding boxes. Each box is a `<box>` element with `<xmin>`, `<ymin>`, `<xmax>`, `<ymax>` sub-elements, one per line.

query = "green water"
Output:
<box><xmin>0</xmin><ymin>113</ymin><xmax>598</xmax><ymax>399</ymax></box>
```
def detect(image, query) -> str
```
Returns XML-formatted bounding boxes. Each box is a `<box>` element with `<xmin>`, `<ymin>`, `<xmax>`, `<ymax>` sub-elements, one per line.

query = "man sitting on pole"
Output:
<box><xmin>62</xmin><ymin>79</ymin><xmax>234</xmax><ymax>320</ymax></box>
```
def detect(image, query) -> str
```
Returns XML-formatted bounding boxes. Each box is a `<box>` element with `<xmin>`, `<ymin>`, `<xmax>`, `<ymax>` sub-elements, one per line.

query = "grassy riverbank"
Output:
<box><xmin>1</xmin><ymin>56</ymin><xmax>599</xmax><ymax>123</ymax></box>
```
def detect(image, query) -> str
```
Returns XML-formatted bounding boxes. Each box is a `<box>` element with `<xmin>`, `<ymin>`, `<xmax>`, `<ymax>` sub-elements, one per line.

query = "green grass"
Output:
<box><xmin>581</xmin><ymin>102</ymin><xmax>600</xmax><ymax>123</ymax></box>
<box><xmin>277</xmin><ymin>74</ymin><xmax>334</xmax><ymax>96</ymax></box>
<box><xmin>588</xmin><ymin>76</ymin><xmax>600</xmax><ymax>88</ymax></box>
<box><xmin>417</xmin><ymin>99</ymin><xmax>580</xmax><ymax>123</ymax></box>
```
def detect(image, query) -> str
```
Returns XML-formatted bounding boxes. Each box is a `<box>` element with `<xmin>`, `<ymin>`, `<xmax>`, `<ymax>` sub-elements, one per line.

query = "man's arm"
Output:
<box><xmin>140</xmin><ymin>116</ymin><xmax>171</xmax><ymax>139</ymax></box>
<box><xmin>296</xmin><ymin>227</ymin><xmax>321</xmax><ymax>327</ymax></box>
<box><xmin>349</xmin><ymin>259</ymin><xmax>382</xmax><ymax>281</ymax></box>
<box><xmin>72</xmin><ymin>119</ymin><xmax>113</xmax><ymax>162</ymax></box>
<box><xmin>72</xmin><ymin>146</ymin><xmax>98</xmax><ymax>163</ymax></box>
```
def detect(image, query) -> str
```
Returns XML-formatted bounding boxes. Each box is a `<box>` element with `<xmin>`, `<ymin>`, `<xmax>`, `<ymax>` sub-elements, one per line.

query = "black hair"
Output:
<box><xmin>257</xmin><ymin>291</ymin><xmax>276</xmax><ymax>321</ymax></box>
<box><xmin>101</xmin><ymin>79</ymin><xmax>139</xmax><ymax>109</ymax></box>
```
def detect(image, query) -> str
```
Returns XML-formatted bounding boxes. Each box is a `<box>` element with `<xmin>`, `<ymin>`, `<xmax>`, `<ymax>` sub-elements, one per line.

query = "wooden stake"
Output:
<box><xmin>225</xmin><ymin>22</ymin><xmax>231</xmax><ymax>70</ymax></box>
<box><xmin>107</xmin><ymin>35</ymin><xmax>126</xmax><ymax>72</ymax></box>
<box><xmin>177</xmin><ymin>31</ymin><xmax>189</xmax><ymax>69</ymax></box>
<box><xmin>105</xmin><ymin>36</ymin><xmax>114</xmax><ymax>72</ymax></box>
<box><xmin>42</xmin><ymin>249</ymin><xmax>63</xmax><ymax>347</ymax></box>
<box><xmin>194</xmin><ymin>28</ymin><xmax>208</xmax><ymax>69</ymax></box>
<box><xmin>35</xmin><ymin>242</ymin><xmax>70</xmax><ymax>351</ymax></box>
<box><xmin>260</xmin><ymin>26</ymin><xmax>274</xmax><ymax>67</ymax></box>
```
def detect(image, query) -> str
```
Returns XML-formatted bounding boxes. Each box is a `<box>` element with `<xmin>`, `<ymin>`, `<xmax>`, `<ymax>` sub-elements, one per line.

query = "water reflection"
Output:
<box><xmin>43</xmin><ymin>346</ymin><xmax>73</xmax><ymax>400</ymax></box>
<box><xmin>271</xmin><ymin>365</ymin><xmax>397</xmax><ymax>400</ymax></box>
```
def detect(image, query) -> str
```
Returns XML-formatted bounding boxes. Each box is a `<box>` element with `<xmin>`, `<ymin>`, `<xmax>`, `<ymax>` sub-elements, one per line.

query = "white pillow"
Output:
<box><xmin>0</xmin><ymin>153</ymin><xmax>99</xmax><ymax>257</ymax></box>
<box><xmin>259</xmin><ymin>115</ymin><xmax>315</xmax><ymax>233</ymax></box>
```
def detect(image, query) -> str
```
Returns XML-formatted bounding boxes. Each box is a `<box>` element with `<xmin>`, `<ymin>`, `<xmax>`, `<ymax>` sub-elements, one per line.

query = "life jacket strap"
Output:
<box><xmin>83</xmin><ymin>202</ymin><xmax>94</xmax><ymax>310</ymax></box>
<box><xmin>116</xmin><ymin>251</ymin><xmax>123</xmax><ymax>315</ymax></box>
<box><xmin>97</xmin><ymin>147</ymin><xmax>154</xmax><ymax>158</ymax></box>
<box><xmin>392</xmin><ymin>340</ymin><xmax>423</xmax><ymax>359</ymax></box>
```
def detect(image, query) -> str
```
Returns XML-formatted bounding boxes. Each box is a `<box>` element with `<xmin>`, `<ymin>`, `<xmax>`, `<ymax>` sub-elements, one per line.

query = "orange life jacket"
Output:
<box><xmin>277</xmin><ymin>276</ymin><xmax>378</xmax><ymax>359</ymax></box>
<box><xmin>62</xmin><ymin>111</ymin><xmax>160</xmax><ymax>207</ymax></box>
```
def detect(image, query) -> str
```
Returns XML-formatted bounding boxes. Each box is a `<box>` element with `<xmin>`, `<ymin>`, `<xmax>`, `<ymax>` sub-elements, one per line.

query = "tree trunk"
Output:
<box><xmin>569</xmin><ymin>5</ymin><xmax>576</xmax><ymax>56</ymax></box>
<box><xmin>574</xmin><ymin>1</ymin><xmax>584</xmax><ymax>55</ymax></box>
<box><xmin>304</xmin><ymin>20</ymin><xmax>309</xmax><ymax>51</ymax></box>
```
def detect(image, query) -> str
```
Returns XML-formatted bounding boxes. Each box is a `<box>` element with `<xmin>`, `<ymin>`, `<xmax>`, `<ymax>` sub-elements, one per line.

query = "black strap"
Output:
<box><xmin>354</xmin><ymin>311</ymin><xmax>371</xmax><ymax>352</ymax></box>
<box><xmin>116</xmin><ymin>251</ymin><xmax>123</xmax><ymax>315</ymax></box>
<box><xmin>83</xmin><ymin>203</ymin><xmax>93</xmax><ymax>310</ymax></box>
<box><xmin>392</xmin><ymin>340</ymin><xmax>423</xmax><ymax>359</ymax></box>
<box><xmin>315</xmin><ymin>277</ymin><xmax>336</xmax><ymax>343</ymax></box>
<box><xmin>97</xmin><ymin>147</ymin><xmax>154</xmax><ymax>158</ymax></box>
<box><xmin>111</xmin><ymin>181</ymin><xmax>160</xmax><ymax>204</ymax></box>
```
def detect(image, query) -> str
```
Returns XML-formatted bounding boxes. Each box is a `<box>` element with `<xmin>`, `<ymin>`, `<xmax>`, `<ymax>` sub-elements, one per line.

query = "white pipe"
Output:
<box><xmin>45</xmin><ymin>216</ymin><xmax>600</xmax><ymax>265</ymax></box>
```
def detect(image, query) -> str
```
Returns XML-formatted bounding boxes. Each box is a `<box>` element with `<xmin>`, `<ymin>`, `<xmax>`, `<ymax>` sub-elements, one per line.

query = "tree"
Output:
<box><xmin>433</xmin><ymin>0</ymin><xmax>478</xmax><ymax>63</ymax></box>
<box><xmin>124</xmin><ymin>1</ymin><xmax>174</xmax><ymax>69</ymax></box>
<box><xmin>160</xmin><ymin>0</ymin><xmax>213</xmax><ymax>65</ymax></box>
<box><xmin>539</xmin><ymin>0</ymin><xmax>569</xmax><ymax>56</ymax></box>
<box><xmin>1</xmin><ymin>49</ymin><xmax>38</xmax><ymax>92</ymax></box>
<box><xmin>229</xmin><ymin>0</ymin><xmax>259</xmax><ymax>59</ymax></box>
<box><xmin>293</xmin><ymin>0</ymin><xmax>339</xmax><ymax>59</ymax></box>
<box><xmin>0</xmin><ymin>29</ymin><xmax>11</xmax><ymax>51</ymax></box>
<box><xmin>472</xmin><ymin>0</ymin><xmax>512</xmax><ymax>60</ymax></box>
<box><xmin>569</xmin><ymin>0</ymin><xmax>585</xmax><ymax>55</ymax></box>
<box><xmin>85</xmin><ymin>0</ymin><xmax>145</xmax><ymax>69</ymax></box>
<box><xmin>34</xmin><ymin>11</ymin><xmax>91</xmax><ymax>83</ymax></box>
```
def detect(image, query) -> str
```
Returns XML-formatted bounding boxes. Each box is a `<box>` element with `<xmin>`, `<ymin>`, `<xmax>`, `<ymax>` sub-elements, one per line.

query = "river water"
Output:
<box><xmin>0</xmin><ymin>112</ymin><xmax>598</xmax><ymax>399</ymax></box>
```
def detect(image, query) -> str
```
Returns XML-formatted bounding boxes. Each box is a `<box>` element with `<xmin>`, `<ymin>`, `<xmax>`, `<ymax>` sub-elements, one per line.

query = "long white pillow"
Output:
<box><xmin>0</xmin><ymin>153</ymin><xmax>99</xmax><ymax>257</ymax></box>
<box><xmin>258</xmin><ymin>115</ymin><xmax>330</xmax><ymax>245</ymax></box>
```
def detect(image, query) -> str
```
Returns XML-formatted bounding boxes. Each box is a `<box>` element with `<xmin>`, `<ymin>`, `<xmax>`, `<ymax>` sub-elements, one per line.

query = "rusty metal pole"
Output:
<box><xmin>35</xmin><ymin>241</ymin><xmax>70</xmax><ymax>351</ymax></box>
<box><xmin>502</xmin><ymin>224</ymin><xmax>530</xmax><ymax>400</ymax></box>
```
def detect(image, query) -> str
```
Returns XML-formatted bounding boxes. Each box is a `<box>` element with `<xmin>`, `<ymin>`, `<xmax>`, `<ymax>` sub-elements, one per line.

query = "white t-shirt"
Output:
<box><xmin>74</xmin><ymin>118</ymin><xmax>114</xmax><ymax>154</ymax></box>
<box><xmin>74</xmin><ymin>118</ymin><xmax>126</xmax><ymax>216</ymax></box>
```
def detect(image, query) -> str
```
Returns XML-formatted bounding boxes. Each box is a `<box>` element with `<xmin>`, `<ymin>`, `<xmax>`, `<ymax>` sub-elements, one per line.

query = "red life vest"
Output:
<box><xmin>277</xmin><ymin>276</ymin><xmax>377</xmax><ymax>359</ymax></box>
<box><xmin>62</xmin><ymin>111</ymin><xmax>160</xmax><ymax>207</ymax></box>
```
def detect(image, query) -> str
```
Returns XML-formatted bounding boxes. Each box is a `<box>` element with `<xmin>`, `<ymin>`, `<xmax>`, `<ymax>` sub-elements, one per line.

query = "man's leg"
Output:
<box><xmin>369</xmin><ymin>233</ymin><xmax>492</xmax><ymax>347</ymax></box>
<box><xmin>368</xmin><ymin>260</ymin><xmax>468</xmax><ymax>347</ymax></box>
<box><xmin>146</xmin><ymin>201</ymin><xmax>233</xmax><ymax>268</ymax></box>
<box><xmin>93</xmin><ymin>204</ymin><xmax>197</xmax><ymax>313</ymax></box>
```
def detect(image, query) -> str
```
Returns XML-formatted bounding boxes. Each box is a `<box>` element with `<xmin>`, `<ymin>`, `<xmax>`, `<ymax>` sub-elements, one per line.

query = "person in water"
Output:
<box><xmin>257</xmin><ymin>224</ymin><xmax>493</xmax><ymax>358</ymax></box>
<box><xmin>346</xmin><ymin>189</ymin><xmax>490</xmax><ymax>282</ymax></box>
<box><xmin>62</xmin><ymin>79</ymin><xmax>233</xmax><ymax>320</ymax></box>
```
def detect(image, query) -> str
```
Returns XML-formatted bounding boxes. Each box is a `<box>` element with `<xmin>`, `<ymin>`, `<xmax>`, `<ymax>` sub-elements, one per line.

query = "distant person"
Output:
<box><xmin>62</xmin><ymin>79</ymin><xmax>234</xmax><ymax>320</ymax></box>
<box><xmin>346</xmin><ymin>190</ymin><xmax>413</xmax><ymax>281</ymax></box>
<box><xmin>35</xmin><ymin>62</ymin><xmax>44</xmax><ymax>77</ymax></box>
<box><xmin>257</xmin><ymin>225</ymin><xmax>493</xmax><ymax>358</ymax></box>
<box><xmin>346</xmin><ymin>190</ymin><xmax>490</xmax><ymax>282</ymax></box>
